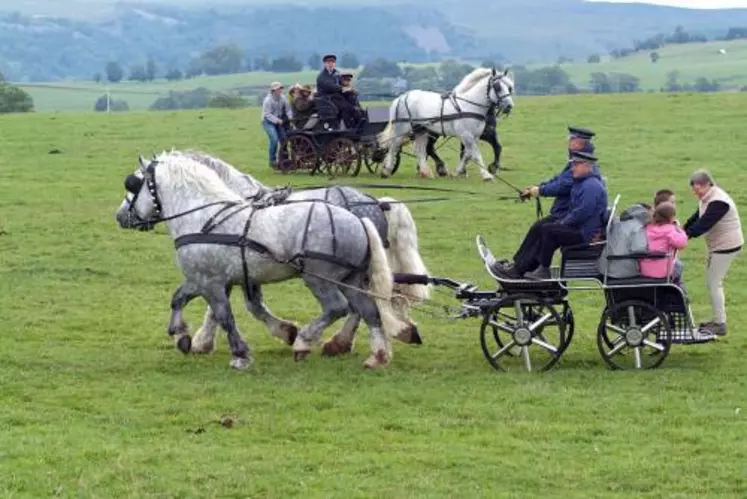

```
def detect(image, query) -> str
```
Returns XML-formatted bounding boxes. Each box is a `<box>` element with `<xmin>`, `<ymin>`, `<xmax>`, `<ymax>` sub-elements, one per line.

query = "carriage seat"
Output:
<box><xmin>313</xmin><ymin>93</ymin><xmax>340</xmax><ymax>124</ymax></box>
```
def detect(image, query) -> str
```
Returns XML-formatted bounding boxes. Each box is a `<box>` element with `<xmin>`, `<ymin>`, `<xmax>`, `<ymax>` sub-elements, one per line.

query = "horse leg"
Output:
<box><xmin>413</xmin><ymin>134</ymin><xmax>433</xmax><ymax>178</ymax></box>
<box><xmin>191</xmin><ymin>285</ymin><xmax>234</xmax><ymax>354</ymax></box>
<box><xmin>292</xmin><ymin>275</ymin><xmax>350</xmax><ymax>361</ymax></box>
<box><xmin>460</xmin><ymin>134</ymin><xmax>494</xmax><ymax>181</ymax></box>
<box><xmin>322</xmin><ymin>306</ymin><xmax>361</xmax><ymax>357</ymax></box>
<box><xmin>486</xmin><ymin>130</ymin><xmax>503</xmax><ymax>173</ymax></box>
<box><xmin>381</xmin><ymin>135</ymin><xmax>404</xmax><ymax>178</ymax></box>
<box><xmin>241</xmin><ymin>282</ymin><xmax>298</xmax><ymax>346</ymax></box>
<box><xmin>167</xmin><ymin>281</ymin><xmax>201</xmax><ymax>354</ymax></box>
<box><xmin>203</xmin><ymin>284</ymin><xmax>253</xmax><ymax>370</ymax></box>
<box><xmin>426</xmin><ymin>134</ymin><xmax>448</xmax><ymax>177</ymax></box>
<box><xmin>337</xmin><ymin>273</ymin><xmax>392</xmax><ymax>368</ymax></box>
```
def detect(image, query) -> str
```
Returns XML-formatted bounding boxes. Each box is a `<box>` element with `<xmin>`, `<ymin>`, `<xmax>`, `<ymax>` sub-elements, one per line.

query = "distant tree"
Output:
<box><xmin>340</xmin><ymin>52</ymin><xmax>359</xmax><ymax>68</ymax></box>
<box><xmin>724</xmin><ymin>26</ymin><xmax>747</xmax><ymax>41</ymax></box>
<box><xmin>187</xmin><ymin>44</ymin><xmax>245</xmax><ymax>76</ymax></box>
<box><xmin>269</xmin><ymin>55</ymin><xmax>303</xmax><ymax>72</ymax></box>
<box><xmin>693</xmin><ymin>77</ymin><xmax>720</xmax><ymax>92</ymax></box>
<box><xmin>438</xmin><ymin>59</ymin><xmax>475</xmax><ymax>89</ymax></box>
<box><xmin>650</xmin><ymin>51</ymin><xmax>660</xmax><ymax>63</ymax></box>
<box><xmin>93</xmin><ymin>72</ymin><xmax>102</xmax><ymax>83</ymax></box>
<box><xmin>252</xmin><ymin>55</ymin><xmax>270</xmax><ymax>72</ymax></box>
<box><xmin>557</xmin><ymin>56</ymin><xmax>573</xmax><ymax>64</ymax></box>
<box><xmin>587</xmin><ymin>54</ymin><xmax>601</xmax><ymax>63</ymax></box>
<box><xmin>105</xmin><ymin>61</ymin><xmax>123</xmax><ymax>83</ymax></box>
<box><xmin>613</xmin><ymin>72</ymin><xmax>640</xmax><ymax>92</ymax></box>
<box><xmin>146</xmin><ymin>58</ymin><xmax>157</xmax><ymax>81</ymax></box>
<box><xmin>94</xmin><ymin>95</ymin><xmax>129</xmax><ymax>112</ymax></box>
<box><xmin>307</xmin><ymin>52</ymin><xmax>321</xmax><ymax>70</ymax></box>
<box><xmin>129</xmin><ymin>64</ymin><xmax>148</xmax><ymax>82</ymax></box>
<box><xmin>165</xmin><ymin>68</ymin><xmax>183</xmax><ymax>81</ymax></box>
<box><xmin>664</xmin><ymin>70</ymin><xmax>682</xmax><ymax>92</ymax></box>
<box><xmin>590</xmin><ymin>72</ymin><xmax>612</xmax><ymax>93</ymax></box>
<box><xmin>150</xmin><ymin>87</ymin><xmax>213</xmax><ymax>110</ymax></box>
<box><xmin>359</xmin><ymin>58</ymin><xmax>402</xmax><ymax>79</ymax></box>
<box><xmin>0</xmin><ymin>77</ymin><xmax>34</xmax><ymax>113</ymax></box>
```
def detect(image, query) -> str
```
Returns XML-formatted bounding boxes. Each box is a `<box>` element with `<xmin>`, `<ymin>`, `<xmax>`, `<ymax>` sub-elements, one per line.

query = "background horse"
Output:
<box><xmin>117</xmin><ymin>148</ymin><xmax>430</xmax><ymax>356</ymax></box>
<box><xmin>116</xmin><ymin>154</ymin><xmax>414</xmax><ymax>369</ymax></box>
<box><xmin>376</xmin><ymin>67</ymin><xmax>514</xmax><ymax>181</ymax></box>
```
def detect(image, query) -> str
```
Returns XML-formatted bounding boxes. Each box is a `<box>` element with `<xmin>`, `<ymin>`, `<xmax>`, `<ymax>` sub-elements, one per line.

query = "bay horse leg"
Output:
<box><xmin>322</xmin><ymin>307</ymin><xmax>360</xmax><ymax>357</ymax></box>
<box><xmin>202</xmin><ymin>284</ymin><xmax>253</xmax><ymax>370</ymax></box>
<box><xmin>426</xmin><ymin>133</ymin><xmax>449</xmax><ymax>177</ymax></box>
<box><xmin>191</xmin><ymin>285</ymin><xmax>234</xmax><ymax>354</ymax></box>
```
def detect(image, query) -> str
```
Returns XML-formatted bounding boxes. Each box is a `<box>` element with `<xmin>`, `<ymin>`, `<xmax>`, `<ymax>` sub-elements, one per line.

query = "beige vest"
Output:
<box><xmin>699</xmin><ymin>185</ymin><xmax>744</xmax><ymax>251</ymax></box>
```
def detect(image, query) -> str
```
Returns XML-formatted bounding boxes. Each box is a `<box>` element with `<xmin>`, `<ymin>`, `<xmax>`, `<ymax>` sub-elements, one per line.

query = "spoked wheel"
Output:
<box><xmin>597</xmin><ymin>300</ymin><xmax>672</xmax><ymax>370</ymax></box>
<box><xmin>283</xmin><ymin>135</ymin><xmax>318</xmax><ymax>172</ymax></box>
<box><xmin>362</xmin><ymin>145</ymin><xmax>381</xmax><ymax>174</ymax></box>
<box><xmin>480</xmin><ymin>295</ymin><xmax>567</xmax><ymax>372</ymax></box>
<box><xmin>323</xmin><ymin>137</ymin><xmax>362</xmax><ymax>177</ymax></box>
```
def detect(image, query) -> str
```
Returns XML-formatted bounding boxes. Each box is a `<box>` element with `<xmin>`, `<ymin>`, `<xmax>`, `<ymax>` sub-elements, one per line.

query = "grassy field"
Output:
<box><xmin>1</xmin><ymin>93</ymin><xmax>747</xmax><ymax>497</ymax></box>
<box><xmin>14</xmin><ymin>38</ymin><xmax>747</xmax><ymax>112</ymax></box>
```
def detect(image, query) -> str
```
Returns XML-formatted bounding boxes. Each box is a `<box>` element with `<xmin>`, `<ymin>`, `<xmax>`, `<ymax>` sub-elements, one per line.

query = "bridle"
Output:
<box><xmin>123</xmin><ymin>157</ymin><xmax>238</xmax><ymax>229</ymax></box>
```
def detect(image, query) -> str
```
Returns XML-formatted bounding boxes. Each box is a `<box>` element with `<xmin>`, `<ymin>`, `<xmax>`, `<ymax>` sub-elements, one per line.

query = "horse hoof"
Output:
<box><xmin>321</xmin><ymin>338</ymin><xmax>353</xmax><ymax>357</ymax></box>
<box><xmin>190</xmin><ymin>340</ymin><xmax>215</xmax><ymax>354</ymax></box>
<box><xmin>363</xmin><ymin>349</ymin><xmax>390</xmax><ymax>369</ymax></box>
<box><xmin>410</xmin><ymin>324</ymin><xmax>423</xmax><ymax>345</ymax></box>
<box><xmin>280</xmin><ymin>323</ymin><xmax>299</xmax><ymax>346</ymax></box>
<box><xmin>176</xmin><ymin>335</ymin><xmax>192</xmax><ymax>355</ymax></box>
<box><xmin>293</xmin><ymin>350</ymin><xmax>311</xmax><ymax>361</ymax></box>
<box><xmin>230</xmin><ymin>357</ymin><xmax>252</xmax><ymax>370</ymax></box>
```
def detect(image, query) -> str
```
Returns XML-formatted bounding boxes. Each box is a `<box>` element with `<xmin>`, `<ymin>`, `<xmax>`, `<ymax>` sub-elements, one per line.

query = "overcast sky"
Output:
<box><xmin>589</xmin><ymin>0</ymin><xmax>747</xmax><ymax>8</ymax></box>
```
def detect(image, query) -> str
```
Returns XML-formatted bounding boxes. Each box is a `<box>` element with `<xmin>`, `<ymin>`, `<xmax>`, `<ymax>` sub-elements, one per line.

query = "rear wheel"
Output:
<box><xmin>283</xmin><ymin>134</ymin><xmax>318</xmax><ymax>172</ymax></box>
<box><xmin>323</xmin><ymin>137</ymin><xmax>362</xmax><ymax>177</ymax></box>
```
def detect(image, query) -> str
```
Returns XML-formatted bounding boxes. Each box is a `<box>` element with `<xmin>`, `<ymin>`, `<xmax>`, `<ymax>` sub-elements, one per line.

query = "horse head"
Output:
<box><xmin>115</xmin><ymin>154</ymin><xmax>161</xmax><ymax>231</ymax></box>
<box><xmin>489</xmin><ymin>67</ymin><xmax>515</xmax><ymax>115</ymax></box>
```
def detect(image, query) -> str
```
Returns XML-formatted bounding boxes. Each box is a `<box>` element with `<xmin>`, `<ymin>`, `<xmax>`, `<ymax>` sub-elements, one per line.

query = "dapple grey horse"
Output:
<box><xmin>116</xmin><ymin>154</ymin><xmax>413</xmax><ymax>369</ymax></box>
<box><xmin>116</xmin><ymin>149</ymin><xmax>430</xmax><ymax>357</ymax></box>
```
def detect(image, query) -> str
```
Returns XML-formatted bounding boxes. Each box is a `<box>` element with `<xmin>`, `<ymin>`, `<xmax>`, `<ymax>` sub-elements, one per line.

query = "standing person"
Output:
<box><xmin>262</xmin><ymin>81</ymin><xmax>292</xmax><ymax>168</ymax></box>
<box><xmin>683</xmin><ymin>170</ymin><xmax>743</xmax><ymax>336</ymax></box>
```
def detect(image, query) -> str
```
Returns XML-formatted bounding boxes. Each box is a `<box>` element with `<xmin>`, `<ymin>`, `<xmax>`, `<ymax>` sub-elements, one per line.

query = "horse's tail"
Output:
<box><xmin>361</xmin><ymin>217</ymin><xmax>411</xmax><ymax>342</ymax></box>
<box><xmin>376</xmin><ymin>95</ymin><xmax>410</xmax><ymax>151</ymax></box>
<box><xmin>379</xmin><ymin>197</ymin><xmax>431</xmax><ymax>302</ymax></box>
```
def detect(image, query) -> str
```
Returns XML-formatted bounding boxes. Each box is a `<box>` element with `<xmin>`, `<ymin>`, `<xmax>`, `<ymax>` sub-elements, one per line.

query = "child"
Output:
<box><xmin>640</xmin><ymin>202</ymin><xmax>688</xmax><ymax>286</ymax></box>
<box><xmin>653</xmin><ymin>189</ymin><xmax>684</xmax><ymax>283</ymax></box>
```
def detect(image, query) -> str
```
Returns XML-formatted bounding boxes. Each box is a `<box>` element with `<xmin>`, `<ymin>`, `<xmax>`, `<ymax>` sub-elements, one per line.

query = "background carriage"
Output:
<box><xmin>277</xmin><ymin>94</ymin><xmax>401</xmax><ymax>177</ymax></box>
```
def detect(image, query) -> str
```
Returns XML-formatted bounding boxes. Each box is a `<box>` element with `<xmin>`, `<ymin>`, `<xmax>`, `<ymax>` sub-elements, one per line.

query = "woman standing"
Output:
<box><xmin>262</xmin><ymin>81</ymin><xmax>293</xmax><ymax>168</ymax></box>
<box><xmin>684</xmin><ymin>169</ymin><xmax>743</xmax><ymax>336</ymax></box>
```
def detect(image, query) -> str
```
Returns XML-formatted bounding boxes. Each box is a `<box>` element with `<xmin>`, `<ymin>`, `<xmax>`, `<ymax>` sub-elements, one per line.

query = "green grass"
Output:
<box><xmin>2</xmin><ymin>93</ymin><xmax>747</xmax><ymax>497</ymax></box>
<box><xmin>550</xmin><ymin>38</ymin><xmax>747</xmax><ymax>90</ymax></box>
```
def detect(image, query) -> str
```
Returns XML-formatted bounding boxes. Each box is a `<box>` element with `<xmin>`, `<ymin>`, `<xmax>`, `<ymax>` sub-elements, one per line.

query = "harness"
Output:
<box><xmin>125</xmin><ymin>161</ymin><xmax>370</xmax><ymax>299</ymax></box>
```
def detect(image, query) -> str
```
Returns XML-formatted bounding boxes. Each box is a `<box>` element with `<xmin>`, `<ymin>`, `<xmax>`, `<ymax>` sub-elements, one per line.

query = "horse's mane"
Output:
<box><xmin>158</xmin><ymin>148</ymin><xmax>266</xmax><ymax>191</ymax></box>
<box><xmin>159</xmin><ymin>154</ymin><xmax>244</xmax><ymax>203</ymax></box>
<box><xmin>453</xmin><ymin>67</ymin><xmax>492</xmax><ymax>93</ymax></box>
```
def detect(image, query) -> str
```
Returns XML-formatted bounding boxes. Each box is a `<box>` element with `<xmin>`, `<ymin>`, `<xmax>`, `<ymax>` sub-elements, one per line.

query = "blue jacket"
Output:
<box><xmin>559</xmin><ymin>168</ymin><xmax>608</xmax><ymax>242</ymax></box>
<box><xmin>539</xmin><ymin>161</ymin><xmax>601</xmax><ymax>220</ymax></box>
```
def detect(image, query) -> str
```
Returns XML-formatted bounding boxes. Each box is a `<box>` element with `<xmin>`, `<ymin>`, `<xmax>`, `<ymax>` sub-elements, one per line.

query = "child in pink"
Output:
<box><xmin>640</xmin><ymin>202</ymin><xmax>688</xmax><ymax>281</ymax></box>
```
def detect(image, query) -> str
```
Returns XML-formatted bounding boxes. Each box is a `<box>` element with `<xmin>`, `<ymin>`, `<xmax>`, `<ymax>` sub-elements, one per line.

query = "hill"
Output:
<box><xmin>1</xmin><ymin>92</ymin><xmax>746</xmax><ymax>496</ymax></box>
<box><xmin>5</xmin><ymin>0</ymin><xmax>747</xmax><ymax>82</ymax></box>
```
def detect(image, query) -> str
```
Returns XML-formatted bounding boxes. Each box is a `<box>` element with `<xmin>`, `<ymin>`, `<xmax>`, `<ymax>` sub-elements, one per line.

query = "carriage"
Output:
<box><xmin>277</xmin><ymin>94</ymin><xmax>401</xmax><ymax>177</ymax></box>
<box><xmin>394</xmin><ymin>195</ymin><xmax>717</xmax><ymax>372</ymax></box>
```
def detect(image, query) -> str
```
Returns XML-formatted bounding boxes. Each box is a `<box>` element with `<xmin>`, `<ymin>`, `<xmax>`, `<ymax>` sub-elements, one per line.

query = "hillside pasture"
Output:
<box><xmin>1</xmin><ymin>93</ymin><xmax>746</xmax><ymax>496</ymax></box>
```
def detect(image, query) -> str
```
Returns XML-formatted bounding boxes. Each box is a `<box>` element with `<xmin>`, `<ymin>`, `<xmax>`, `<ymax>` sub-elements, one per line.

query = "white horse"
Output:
<box><xmin>116</xmin><ymin>149</ymin><xmax>431</xmax><ymax>357</ymax></box>
<box><xmin>377</xmin><ymin>67</ymin><xmax>515</xmax><ymax>181</ymax></box>
<box><xmin>116</xmin><ymin>154</ymin><xmax>412</xmax><ymax>369</ymax></box>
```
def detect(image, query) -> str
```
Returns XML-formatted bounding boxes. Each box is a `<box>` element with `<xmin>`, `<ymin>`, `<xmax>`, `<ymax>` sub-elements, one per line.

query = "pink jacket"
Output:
<box><xmin>640</xmin><ymin>223</ymin><xmax>688</xmax><ymax>278</ymax></box>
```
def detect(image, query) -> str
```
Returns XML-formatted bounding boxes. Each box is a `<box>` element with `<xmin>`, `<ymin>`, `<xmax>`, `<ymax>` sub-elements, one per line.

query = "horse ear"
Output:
<box><xmin>491</xmin><ymin>67</ymin><xmax>496</xmax><ymax>76</ymax></box>
<box><xmin>503</xmin><ymin>68</ymin><xmax>509</xmax><ymax>76</ymax></box>
<box><xmin>138</xmin><ymin>154</ymin><xmax>147</xmax><ymax>170</ymax></box>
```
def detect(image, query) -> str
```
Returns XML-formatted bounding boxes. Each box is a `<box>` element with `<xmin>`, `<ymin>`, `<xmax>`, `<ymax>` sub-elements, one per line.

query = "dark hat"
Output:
<box><xmin>322</xmin><ymin>54</ymin><xmax>337</xmax><ymax>62</ymax></box>
<box><xmin>340</xmin><ymin>72</ymin><xmax>354</xmax><ymax>78</ymax></box>
<box><xmin>570</xmin><ymin>150</ymin><xmax>597</xmax><ymax>163</ymax></box>
<box><xmin>568</xmin><ymin>126</ymin><xmax>595</xmax><ymax>139</ymax></box>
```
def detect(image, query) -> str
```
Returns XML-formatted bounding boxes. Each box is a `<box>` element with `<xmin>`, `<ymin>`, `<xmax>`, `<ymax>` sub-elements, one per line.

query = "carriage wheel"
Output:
<box><xmin>362</xmin><ymin>146</ymin><xmax>380</xmax><ymax>174</ymax></box>
<box><xmin>596</xmin><ymin>300</ymin><xmax>672</xmax><ymax>370</ymax></box>
<box><xmin>323</xmin><ymin>137</ymin><xmax>362</xmax><ymax>177</ymax></box>
<box><xmin>479</xmin><ymin>295</ymin><xmax>567</xmax><ymax>372</ymax></box>
<box><xmin>562</xmin><ymin>305</ymin><xmax>575</xmax><ymax>352</ymax></box>
<box><xmin>284</xmin><ymin>135</ymin><xmax>318</xmax><ymax>172</ymax></box>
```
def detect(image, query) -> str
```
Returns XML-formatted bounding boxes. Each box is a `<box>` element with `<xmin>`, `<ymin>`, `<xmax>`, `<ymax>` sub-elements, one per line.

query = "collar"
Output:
<box><xmin>700</xmin><ymin>185</ymin><xmax>718</xmax><ymax>203</ymax></box>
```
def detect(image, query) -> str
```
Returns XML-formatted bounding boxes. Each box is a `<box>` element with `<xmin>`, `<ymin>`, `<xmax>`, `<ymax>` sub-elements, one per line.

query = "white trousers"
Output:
<box><xmin>706</xmin><ymin>250</ymin><xmax>740</xmax><ymax>324</ymax></box>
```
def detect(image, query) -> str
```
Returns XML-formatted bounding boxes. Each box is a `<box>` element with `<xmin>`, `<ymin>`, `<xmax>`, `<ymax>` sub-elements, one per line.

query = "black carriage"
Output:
<box><xmin>278</xmin><ymin>94</ymin><xmax>400</xmax><ymax>177</ymax></box>
<box><xmin>395</xmin><ymin>195</ymin><xmax>716</xmax><ymax>372</ymax></box>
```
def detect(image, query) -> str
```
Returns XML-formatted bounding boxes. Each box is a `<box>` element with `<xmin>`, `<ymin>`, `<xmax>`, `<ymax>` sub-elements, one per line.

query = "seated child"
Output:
<box><xmin>640</xmin><ymin>202</ymin><xmax>688</xmax><ymax>287</ymax></box>
<box><xmin>653</xmin><ymin>189</ymin><xmax>684</xmax><ymax>282</ymax></box>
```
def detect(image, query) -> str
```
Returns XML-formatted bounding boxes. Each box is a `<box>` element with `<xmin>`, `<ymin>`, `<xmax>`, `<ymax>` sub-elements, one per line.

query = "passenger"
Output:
<box><xmin>653</xmin><ymin>189</ymin><xmax>684</xmax><ymax>283</ymax></box>
<box><xmin>315</xmin><ymin>54</ymin><xmax>359</xmax><ymax>129</ymax></box>
<box><xmin>597</xmin><ymin>202</ymin><xmax>651</xmax><ymax>279</ymax></box>
<box><xmin>640</xmin><ymin>202</ymin><xmax>688</xmax><ymax>286</ymax></box>
<box><xmin>494</xmin><ymin>150</ymin><xmax>608</xmax><ymax>280</ymax></box>
<box><xmin>291</xmin><ymin>84</ymin><xmax>315</xmax><ymax>129</ymax></box>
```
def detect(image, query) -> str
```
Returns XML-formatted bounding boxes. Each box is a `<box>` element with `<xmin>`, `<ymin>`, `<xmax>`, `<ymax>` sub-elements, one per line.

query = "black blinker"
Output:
<box><xmin>125</xmin><ymin>174</ymin><xmax>143</xmax><ymax>194</ymax></box>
